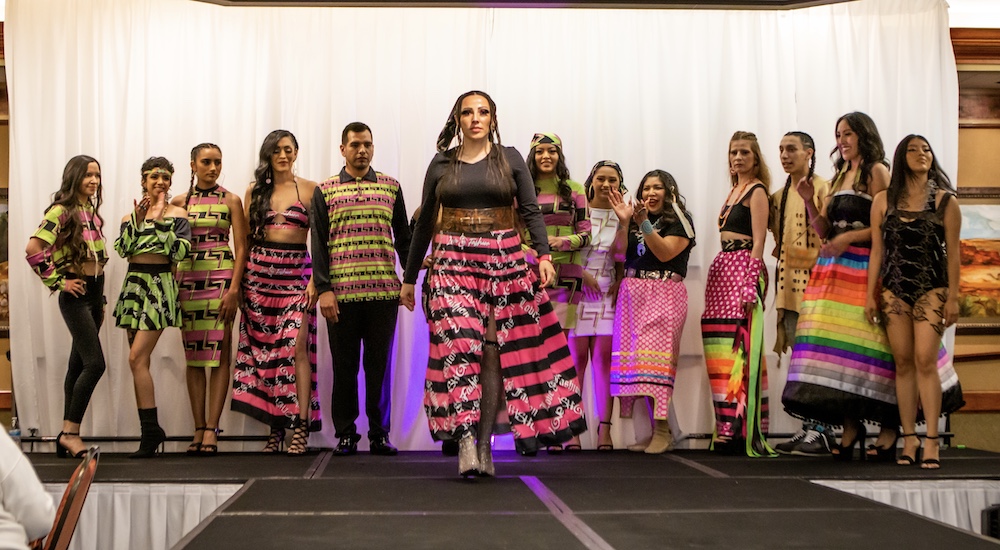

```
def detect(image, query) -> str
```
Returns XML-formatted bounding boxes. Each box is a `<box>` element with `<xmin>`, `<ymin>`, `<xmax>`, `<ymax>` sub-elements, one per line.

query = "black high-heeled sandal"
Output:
<box><xmin>200</xmin><ymin>427</ymin><xmax>222</xmax><ymax>456</ymax></box>
<box><xmin>866</xmin><ymin>430</ymin><xmax>899</xmax><ymax>463</ymax></box>
<box><xmin>56</xmin><ymin>432</ymin><xmax>87</xmax><ymax>459</ymax></box>
<box><xmin>187</xmin><ymin>427</ymin><xmax>206</xmax><ymax>455</ymax></box>
<box><xmin>262</xmin><ymin>427</ymin><xmax>285</xmax><ymax>453</ymax></box>
<box><xmin>596</xmin><ymin>421</ymin><xmax>614</xmax><ymax>452</ymax></box>
<box><xmin>897</xmin><ymin>433</ymin><xmax>922</xmax><ymax>465</ymax></box>
<box><xmin>287</xmin><ymin>418</ymin><xmax>309</xmax><ymax>455</ymax></box>
<box><xmin>832</xmin><ymin>423</ymin><xmax>867</xmax><ymax>462</ymax></box>
<box><xmin>920</xmin><ymin>435</ymin><xmax>941</xmax><ymax>470</ymax></box>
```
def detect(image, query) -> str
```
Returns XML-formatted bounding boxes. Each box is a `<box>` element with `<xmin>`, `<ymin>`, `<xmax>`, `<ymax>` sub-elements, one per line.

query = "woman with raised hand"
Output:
<box><xmin>701</xmin><ymin>131</ymin><xmax>774</xmax><ymax>457</ymax></box>
<box><xmin>525</xmin><ymin>132</ymin><xmax>590</xmax><ymax>452</ymax></box>
<box><xmin>114</xmin><ymin>157</ymin><xmax>192</xmax><ymax>458</ymax></box>
<box><xmin>25</xmin><ymin>155</ymin><xmax>108</xmax><ymax>458</ymax></box>
<box><xmin>783</xmin><ymin>112</ymin><xmax>898</xmax><ymax>462</ymax></box>
<box><xmin>867</xmin><ymin>135</ymin><xmax>964</xmax><ymax>469</ymax></box>
<box><xmin>232</xmin><ymin>130</ymin><xmax>321</xmax><ymax>455</ymax></box>
<box><xmin>173</xmin><ymin>143</ymin><xmax>248</xmax><ymax>456</ymax></box>
<box><xmin>611</xmin><ymin>169</ymin><xmax>695</xmax><ymax>454</ymax></box>
<box><xmin>401</xmin><ymin>91</ymin><xmax>586</xmax><ymax>477</ymax></box>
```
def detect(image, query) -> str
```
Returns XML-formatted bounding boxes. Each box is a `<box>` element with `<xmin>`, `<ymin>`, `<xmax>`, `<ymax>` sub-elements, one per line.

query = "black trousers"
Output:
<box><xmin>328</xmin><ymin>299</ymin><xmax>398</xmax><ymax>439</ymax></box>
<box><xmin>57</xmin><ymin>275</ymin><xmax>107</xmax><ymax>424</ymax></box>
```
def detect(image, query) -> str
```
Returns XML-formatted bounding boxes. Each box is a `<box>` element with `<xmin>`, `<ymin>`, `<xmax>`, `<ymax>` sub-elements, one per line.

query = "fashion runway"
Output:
<box><xmin>28</xmin><ymin>448</ymin><xmax>1000</xmax><ymax>549</ymax></box>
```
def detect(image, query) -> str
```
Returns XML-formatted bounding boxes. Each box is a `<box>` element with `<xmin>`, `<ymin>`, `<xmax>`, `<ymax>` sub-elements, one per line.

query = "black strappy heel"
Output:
<box><xmin>897</xmin><ymin>433</ymin><xmax>922</xmax><ymax>466</ymax></box>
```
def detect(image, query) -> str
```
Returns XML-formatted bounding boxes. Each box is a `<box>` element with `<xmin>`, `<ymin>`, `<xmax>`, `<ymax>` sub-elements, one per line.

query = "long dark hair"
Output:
<box><xmin>830</xmin><ymin>112</ymin><xmax>885</xmax><ymax>195</ymax></box>
<box><xmin>887</xmin><ymin>134</ymin><xmax>955</xmax><ymax>208</ymax></box>
<box><xmin>248</xmin><ymin>130</ymin><xmax>299</xmax><ymax>245</ymax></box>
<box><xmin>526</xmin><ymin>140</ymin><xmax>573</xmax><ymax>211</ymax></box>
<box><xmin>49</xmin><ymin>155</ymin><xmax>104</xmax><ymax>273</ymax></box>
<box><xmin>184</xmin><ymin>143</ymin><xmax>222</xmax><ymax>209</ymax></box>
<box><xmin>636</xmin><ymin>169</ymin><xmax>692</xmax><ymax>227</ymax></box>
<box><xmin>435</xmin><ymin>91</ymin><xmax>515</xmax><ymax>198</ymax></box>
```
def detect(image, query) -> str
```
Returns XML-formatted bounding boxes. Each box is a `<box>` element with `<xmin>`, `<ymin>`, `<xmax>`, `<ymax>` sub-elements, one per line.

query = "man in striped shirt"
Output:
<box><xmin>311</xmin><ymin>122</ymin><xmax>411</xmax><ymax>456</ymax></box>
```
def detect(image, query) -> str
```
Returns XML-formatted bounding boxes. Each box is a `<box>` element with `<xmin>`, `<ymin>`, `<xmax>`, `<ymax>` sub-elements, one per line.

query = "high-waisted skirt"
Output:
<box><xmin>176</xmin><ymin>245</ymin><xmax>234</xmax><ymax>368</ymax></box>
<box><xmin>612</xmin><ymin>277</ymin><xmax>687</xmax><ymax>420</ymax></box>
<box><xmin>701</xmin><ymin>246</ymin><xmax>773</xmax><ymax>456</ymax></box>
<box><xmin>114</xmin><ymin>263</ymin><xmax>181</xmax><ymax>331</ymax></box>
<box><xmin>424</xmin><ymin>229</ymin><xmax>587</xmax><ymax>453</ymax></box>
<box><xmin>232</xmin><ymin>242</ymin><xmax>321</xmax><ymax>431</ymax></box>
<box><xmin>782</xmin><ymin>245</ymin><xmax>963</xmax><ymax>426</ymax></box>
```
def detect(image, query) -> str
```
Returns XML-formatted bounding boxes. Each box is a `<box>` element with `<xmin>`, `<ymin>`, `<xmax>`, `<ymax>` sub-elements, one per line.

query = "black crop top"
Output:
<box><xmin>404</xmin><ymin>146</ymin><xmax>550</xmax><ymax>284</ymax></box>
<box><xmin>718</xmin><ymin>183</ymin><xmax>765</xmax><ymax>236</ymax></box>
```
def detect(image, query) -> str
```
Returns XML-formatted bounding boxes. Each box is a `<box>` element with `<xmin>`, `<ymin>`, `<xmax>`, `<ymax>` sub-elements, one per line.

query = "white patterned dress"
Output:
<box><xmin>573</xmin><ymin>208</ymin><xmax>620</xmax><ymax>336</ymax></box>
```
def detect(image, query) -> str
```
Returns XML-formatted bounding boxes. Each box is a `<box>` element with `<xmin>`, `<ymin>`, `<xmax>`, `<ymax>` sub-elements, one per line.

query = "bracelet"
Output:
<box><xmin>538</xmin><ymin>254</ymin><xmax>552</xmax><ymax>263</ymax></box>
<box><xmin>640</xmin><ymin>219</ymin><xmax>654</xmax><ymax>235</ymax></box>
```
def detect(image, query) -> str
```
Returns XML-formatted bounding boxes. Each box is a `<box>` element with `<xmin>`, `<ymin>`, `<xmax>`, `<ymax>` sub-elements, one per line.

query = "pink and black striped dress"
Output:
<box><xmin>405</xmin><ymin>146</ymin><xmax>587</xmax><ymax>454</ymax></box>
<box><xmin>232</xmin><ymin>190</ymin><xmax>321</xmax><ymax>431</ymax></box>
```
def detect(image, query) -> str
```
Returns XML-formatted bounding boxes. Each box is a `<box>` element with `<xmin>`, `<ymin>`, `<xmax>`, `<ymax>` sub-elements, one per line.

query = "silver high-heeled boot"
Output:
<box><xmin>458</xmin><ymin>435</ymin><xmax>481</xmax><ymax>477</ymax></box>
<box><xmin>477</xmin><ymin>438</ymin><xmax>495</xmax><ymax>477</ymax></box>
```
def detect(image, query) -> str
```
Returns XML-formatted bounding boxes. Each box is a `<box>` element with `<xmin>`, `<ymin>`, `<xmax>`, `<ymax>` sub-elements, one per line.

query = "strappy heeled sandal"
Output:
<box><xmin>187</xmin><ymin>427</ymin><xmax>206</xmax><ymax>455</ymax></box>
<box><xmin>920</xmin><ymin>435</ymin><xmax>941</xmax><ymax>470</ymax></box>
<box><xmin>56</xmin><ymin>432</ymin><xmax>87</xmax><ymax>459</ymax></box>
<box><xmin>596</xmin><ymin>421</ymin><xmax>614</xmax><ymax>452</ymax></box>
<box><xmin>287</xmin><ymin>418</ymin><xmax>309</xmax><ymax>455</ymax></box>
<box><xmin>200</xmin><ymin>427</ymin><xmax>222</xmax><ymax>456</ymax></box>
<box><xmin>262</xmin><ymin>427</ymin><xmax>285</xmax><ymax>453</ymax></box>
<box><xmin>897</xmin><ymin>433</ymin><xmax>922</xmax><ymax>465</ymax></box>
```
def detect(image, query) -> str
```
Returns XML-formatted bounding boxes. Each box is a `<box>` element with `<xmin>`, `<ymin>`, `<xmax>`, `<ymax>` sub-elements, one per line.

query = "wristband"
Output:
<box><xmin>538</xmin><ymin>254</ymin><xmax>552</xmax><ymax>263</ymax></box>
<box><xmin>640</xmin><ymin>219</ymin><xmax>654</xmax><ymax>235</ymax></box>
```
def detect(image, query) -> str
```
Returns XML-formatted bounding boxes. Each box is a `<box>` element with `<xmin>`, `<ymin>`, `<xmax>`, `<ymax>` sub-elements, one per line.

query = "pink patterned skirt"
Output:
<box><xmin>611</xmin><ymin>276</ymin><xmax>687</xmax><ymax>420</ymax></box>
<box><xmin>423</xmin><ymin>229</ymin><xmax>587</xmax><ymax>453</ymax></box>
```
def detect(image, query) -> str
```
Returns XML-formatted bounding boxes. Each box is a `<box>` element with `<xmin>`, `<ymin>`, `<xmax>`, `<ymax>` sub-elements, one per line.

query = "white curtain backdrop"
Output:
<box><xmin>7</xmin><ymin>0</ymin><xmax>959</xmax><ymax>451</ymax></box>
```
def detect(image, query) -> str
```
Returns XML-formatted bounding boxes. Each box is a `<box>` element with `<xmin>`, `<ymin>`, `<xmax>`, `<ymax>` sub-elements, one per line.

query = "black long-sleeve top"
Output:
<box><xmin>403</xmin><ymin>146</ymin><xmax>550</xmax><ymax>284</ymax></box>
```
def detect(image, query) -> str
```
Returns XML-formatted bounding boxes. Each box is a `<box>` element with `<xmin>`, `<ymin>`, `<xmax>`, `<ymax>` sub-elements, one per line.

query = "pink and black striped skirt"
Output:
<box><xmin>423</xmin><ymin>229</ymin><xmax>587</xmax><ymax>453</ymax></box>
<box><xmin>232</xmin><ymin>242</ymin><xmax>321</xmax><ymax>431</ymax></box>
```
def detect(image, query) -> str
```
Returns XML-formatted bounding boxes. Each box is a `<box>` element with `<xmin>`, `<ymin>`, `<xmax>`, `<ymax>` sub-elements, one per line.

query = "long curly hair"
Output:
<box><xmin>526</xmin><ymin>140</ymin><xmax>573</xmax><ymax>212</ymax></box>
<box><xmin>830</xmin><ymin>112</ymin><xmax>885</xmax><ymax>195</ymax></box>
<box><xmin>248</xmin><ymin>130</ymin><xmax>299</xmax><ymax>245</ymax></box>
<box><xmin>887</xmin><ymin>134</ymin><xmax>955</xmax><ymax>209</ymax></box>
<box><xmin>435</xmin><ymin>91</ymin><xmax>515</xmax><ymax>199</ymax></box>
<box><xmin>49</xmin><ymin>155</ymin><xmax>104</xmax><ymax>273</ymax></box>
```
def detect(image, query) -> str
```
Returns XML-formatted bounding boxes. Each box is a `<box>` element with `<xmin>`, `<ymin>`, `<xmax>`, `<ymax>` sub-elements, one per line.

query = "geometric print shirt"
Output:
<box><xmin>27</xmin><ymin>202</ymin><xmax>107</xmax><ymax>291</ymax></box>
<box><xmin>310</xmin><ymin>167</ymin><xmax>411</xmax><ymax>303</ymax></box>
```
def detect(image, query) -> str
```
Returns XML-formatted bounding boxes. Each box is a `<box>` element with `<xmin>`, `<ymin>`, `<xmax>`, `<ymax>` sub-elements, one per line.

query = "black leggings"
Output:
<box><xmin>57</xmin><ymin>275</ymin><xmax>107</xmax><ymax>424</ymax></box>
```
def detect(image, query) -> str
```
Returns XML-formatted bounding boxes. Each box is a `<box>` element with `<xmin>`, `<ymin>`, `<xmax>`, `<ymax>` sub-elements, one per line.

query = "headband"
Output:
<box><xmin>530</xmin><ymin>132</ymin><xmax>562</xmax><ymax>150</ymax></box>
<box><xmin>143</xmin><ymin>168</ymin><xmax>172</xmax><ymax>177</ymax></box>
<box><xmin>587</xmin><ymin>160</ymin><xmax>624</xmax><ymax>185</ymax></box>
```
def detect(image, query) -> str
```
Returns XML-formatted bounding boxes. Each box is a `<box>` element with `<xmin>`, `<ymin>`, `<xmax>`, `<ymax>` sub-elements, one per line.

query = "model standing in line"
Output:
<box><xmin>867</xmin><ymin>134</ymin><xmax>964</xmax><ymax>468</ymax></box>
<box><xmin>173</xmin><ymin>143</ymin><xmax>248</xmax><ymax>456</ymax></box>
<box><xmin>114</xmin><ymin>157</ymin><xmax>192</xmax><ymax>458</ymax></box>
<box><xmin>611</xmin><ymin>169</ymin><xmax>695</xmax><ymax>455</ymax></box>
<box><xmin>570</xmin><ymin>161</ymin><xmax>628</xmax><ymax>451</ymax></box>
<box><xmin>26</xmin><ymin>155</ymin><xmax>108</xmax><ymax>458</ymax></box>
<box><xmin>767</xmin><ymin>132</ymin><xmax>836</xmax><ymax>457</ymax></box>
<box><xmin>701</xmin><ymin>131</ymin><xmax>774</xmax><ymax>457</ymax></box>
<box><xmin>311</xmin><ymin>122</ymin><xmax>411</xmax><ymax>457</ymax></box>
<box><xmin>401</xmin><ymin>91</ymin><xmax>586</xmax><ymax>477</ymax></box>
<box><xmin>525</xmin><ymin>132</ymin><xmax>590</xmax><ymax>453</ymax></box>
<box><xmin>233</xmin><ymin>130</ymin><xmax>321</xmax><ymax>455</ymax></box>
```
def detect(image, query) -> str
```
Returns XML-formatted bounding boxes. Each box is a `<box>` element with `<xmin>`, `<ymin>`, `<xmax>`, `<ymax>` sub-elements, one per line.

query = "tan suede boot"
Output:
<box><xmin>644</xmin><ymin>419</ymin><xmax>674</xmax><ymax>454</ymax></box>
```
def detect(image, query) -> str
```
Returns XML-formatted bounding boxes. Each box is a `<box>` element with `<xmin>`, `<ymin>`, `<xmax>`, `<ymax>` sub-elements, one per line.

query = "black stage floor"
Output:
<box><xmin>28</xmin><ymin>448</ymin><xmax>1000</xmax><ymax>549</ymax></box>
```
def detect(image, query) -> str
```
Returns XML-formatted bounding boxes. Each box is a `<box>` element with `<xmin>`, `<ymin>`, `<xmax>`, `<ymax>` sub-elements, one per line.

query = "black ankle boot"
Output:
<box><xmin>129</xmin><ymin>407</ymin><xmax>166</xmax><ymax>459</ymax></box>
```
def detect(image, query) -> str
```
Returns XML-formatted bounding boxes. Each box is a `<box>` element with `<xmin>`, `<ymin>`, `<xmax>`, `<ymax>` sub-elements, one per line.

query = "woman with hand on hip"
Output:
<box><xmin>26</xmin><ymin>155</ymin><xmax>108</xmax><ymax>458</ymax></box>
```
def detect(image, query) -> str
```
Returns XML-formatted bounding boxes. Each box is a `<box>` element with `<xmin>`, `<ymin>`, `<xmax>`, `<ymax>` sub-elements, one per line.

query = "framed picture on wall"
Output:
<box><xmin>957</xmin><ymin>188</ymin><xmax>1000</xmax><ymax>335</ymax></box>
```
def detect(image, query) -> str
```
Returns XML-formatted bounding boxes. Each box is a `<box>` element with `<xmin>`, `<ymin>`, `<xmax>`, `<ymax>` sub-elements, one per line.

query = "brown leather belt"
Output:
<box><xmin>439</xmin><ymin>206</ymin><xmax>515</xmax><ymax>233</ymax></box>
